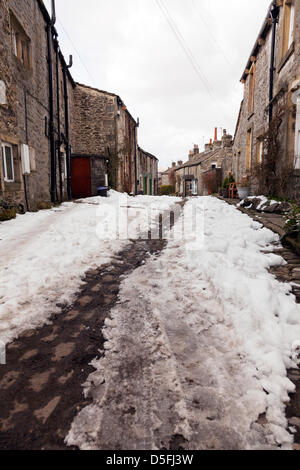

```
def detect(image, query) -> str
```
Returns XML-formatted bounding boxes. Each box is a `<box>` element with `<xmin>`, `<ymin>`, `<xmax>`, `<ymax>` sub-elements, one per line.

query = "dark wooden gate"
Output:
<box><xmin>71</xmin><ymin>157</ymin><xmax>92</xmax><ymax>199</ymax></box>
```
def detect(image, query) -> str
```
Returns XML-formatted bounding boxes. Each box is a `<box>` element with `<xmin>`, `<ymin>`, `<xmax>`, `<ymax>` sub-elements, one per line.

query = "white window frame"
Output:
<box><xmin>294</xmin><ymin>95</ymin><xmax>300</xmax><ymax>169</ymax></box>
<box><xmin>63</xmin><ymin>153</ymin><xmax>67</xmax><ymax>179</ymax></box>
<box><xmin>258</xmin><ymin>139</ymin><xmax>264</xmax><ymax>164</ymax></box>
<box><xmin>288</xmin><ymin>1</ymin><xmax>295</xmax><ymax>50</ymax></box>
<box><xmin>1</xmin><ymin>143</ymin><xmax>15</xmax><ymax>182</ymax></box>
<box><xmin>13</xmin><ymin>32</ymin><xmax>18</xmax><ymax>56</ymax></box>
<box><xmin>192</xmin><ymin>179</ymin><xmax>198</xmax><ymax>195</ymax></box>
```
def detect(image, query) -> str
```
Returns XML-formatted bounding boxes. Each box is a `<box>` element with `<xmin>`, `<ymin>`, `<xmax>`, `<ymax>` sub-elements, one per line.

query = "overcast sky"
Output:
<box><xmin>44</xmin><ymin>0</ymin><xmax>271</xmax><ymax>169</ymax></box>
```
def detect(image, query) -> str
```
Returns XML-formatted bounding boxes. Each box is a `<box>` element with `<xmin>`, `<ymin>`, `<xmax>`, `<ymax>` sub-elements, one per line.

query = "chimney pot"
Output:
<box><xmin>214</xmin><ymin>128</ymin><xmax>218</xmax><ymax>142</ymax></box>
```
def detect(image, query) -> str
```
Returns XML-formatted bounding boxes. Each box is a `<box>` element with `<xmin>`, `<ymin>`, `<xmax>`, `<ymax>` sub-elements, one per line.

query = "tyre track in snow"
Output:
<box><xmin>0</xmin><ymin>201</ymin><xmax>183</xmax><ymax>450</ymax></box>
<box><xmin>66</xmin><ymin>199</ymin><xmax>280</xmax><ymax>451</ymax></box>
<box><xmin>67</xmin><ymin>254</ymin><xmax>273</xmax><ymax>450</ymax></box>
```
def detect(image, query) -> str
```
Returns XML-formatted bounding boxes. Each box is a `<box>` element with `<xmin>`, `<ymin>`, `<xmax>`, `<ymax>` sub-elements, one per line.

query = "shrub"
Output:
<box><xmin>222</xmin><ymin>174</ymin><xmax>235</xmax><ymax>189</ymax></box>
<box><xmin>0</xmin><ymin>198</ymin><xmax>18</xmax><ymax>221</ymax></box>
<box><xmin>36</xmin><ymin>201</ymin><xmax>53</xmax><ymax>210</ymax></box>
<box><xmin>160</xmin><ymin>185</ymin><xmax>175</xmax><ymax>196</ymax></box>
<box><xmin>0</xmin><ymin>207</ymin><xmax>17</xmax><ymax>221</ymax></box>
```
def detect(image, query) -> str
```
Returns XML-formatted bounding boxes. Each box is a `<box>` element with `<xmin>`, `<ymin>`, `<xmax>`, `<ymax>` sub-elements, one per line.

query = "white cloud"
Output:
<box><xmin>45</xmin><ymin>0</ymin><xmax>271</xmax><ymax>167</ymax></box>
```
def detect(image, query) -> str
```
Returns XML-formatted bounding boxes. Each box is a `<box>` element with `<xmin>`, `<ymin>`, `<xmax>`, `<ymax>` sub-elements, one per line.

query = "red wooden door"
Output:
<box><xmin>71</xmin><ymin>157</ymin><xmax>92</xmax><ymax>199</ymax></box>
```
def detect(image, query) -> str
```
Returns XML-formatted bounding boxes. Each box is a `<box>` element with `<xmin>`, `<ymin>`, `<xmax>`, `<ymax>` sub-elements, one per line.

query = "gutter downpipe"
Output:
<box><xmin>23</xmin><ymin>90</ymin><xmax>29</xmax><ymax>212</ymax></box>
<box><xmin>46</xmin><ymin>1</ymin><xmax>57</xmax><ymax>203</ymax></box>
<box><xmin>134</xmin><ymin>118</ymin><xmax>139</xmax><ymax>195</ymax></box>
<box><xmin>54</xmin><ymin>36</ymin><xmax>63</xmax><ymax>203</ymax></box>
<box><xmin>63</xmin><ymin>55</ymin><xmax>73</xmax><ymax>200</ymax></box>
<box><xmin>269</xmin><ymin>1</ymin><xmax>280</xmax><ymax>123</ymax></box>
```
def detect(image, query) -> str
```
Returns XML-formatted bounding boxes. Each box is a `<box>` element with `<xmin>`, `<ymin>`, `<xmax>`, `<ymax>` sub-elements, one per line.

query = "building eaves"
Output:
<box><xmin>174</xmin><ymin>148</ymin><xmax>223</xmax><ymax>171</ymax></box>
<box><xmin>240</xmin><ymin>1</ymin><xmax>275</xmax><ymax>82</ymax></box>
<box><xmin>76</xmin><ymin>83</ymin><xmax>137</xmax><ymax>125</ymax></box>
<box><xmin>36</xmin><ymin>0</ymin><xmax>75</xmax><ymax>87</ymax></box>
<box><xmin>138</xmin><ymin>147</ymin><xmax>158</xmax><ymax>161</ymax></box>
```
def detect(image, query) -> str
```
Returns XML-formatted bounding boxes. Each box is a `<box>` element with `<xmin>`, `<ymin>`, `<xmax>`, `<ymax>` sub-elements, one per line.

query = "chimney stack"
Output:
<box><xmin>214</xmin><ymin>127</ymin><xmax>218</xmax><ymax>142</ymax></box>
<box><xmin>194</xmin><ymin>144</ymin><xmax>199</xmax><ymax>154</ymax></box>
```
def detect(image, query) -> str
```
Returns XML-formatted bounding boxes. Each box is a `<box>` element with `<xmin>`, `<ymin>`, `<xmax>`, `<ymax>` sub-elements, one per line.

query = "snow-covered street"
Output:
<box><xmin>1</xmin><ymin>194</ymin><xmax>300</xmax><ymax>450</ymax></box>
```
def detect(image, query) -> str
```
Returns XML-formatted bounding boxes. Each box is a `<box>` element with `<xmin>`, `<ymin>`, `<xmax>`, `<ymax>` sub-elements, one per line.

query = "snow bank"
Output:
<box><xmin>67</xmin><ymin>197</ymin><xmax>300</xmax><ymax>450</ymax></box>
<box><xmin>238</xmin><ymin>195</ymin><xmax>279</xmax><ymax>211</ymax></box>
<box><xmin>0</xmin><ymin>191</ymin><xmax>179</xmax><ymax>344</ymax></box>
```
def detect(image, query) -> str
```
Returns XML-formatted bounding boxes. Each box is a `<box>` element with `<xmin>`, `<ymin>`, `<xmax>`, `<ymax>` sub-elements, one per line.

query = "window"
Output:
<box><xmin>294</xmin><ymin>95</ymin><xmax>300</xmax><ymax>169</ymax></box>
<box><xmin>1</xmin><ymin>143</ymin><xmax>14</xmax><ymax>182</ymax></box>
<box><xmin>10</xmin><ymin>12</ymin><xmax>31</xmax><ymax>69</ymax></box>
<box><xmin>246</xmin><ymin>129</ymin><xmax>252</xmax><ymax>172</ymax></box>
<box><xmin>248</xmin><ymin>63</ymin><xmax>256</xmax><ymax>115</ymax></box>
<box><xmin>282</xmin><ymin>0</ymin><xmax>295</xmax><ymax>57</ymax></box>
<box><xmin>192</xmin><ymin>179</ymin><xmax>198</xmax><ymax>195</ymax></box>
<box><xmin>257</xmin><ymin>138</ymin><xmax>264</xmax><ymax>164</ymax></box>
<box><xmin>211</xmin><ymin>162</ymin><xmax>217</xmax><ymax>169</ymax></box>
<box><xmin>63</xmin><ymin>153</ymin><xmax>68</xmax><ymax>178</ymax></box>
<box><xmin>0</xmin><ymin>80</ymin><xmax>6</xmax><ymax>105</ymax></box>
<box><xmin>12</xmin><ymin>32</ymin><xmax>17</xmax><ymax>56</ymax></box>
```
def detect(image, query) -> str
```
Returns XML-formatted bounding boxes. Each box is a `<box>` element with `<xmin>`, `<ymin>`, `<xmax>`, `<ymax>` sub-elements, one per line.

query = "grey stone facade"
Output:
<box><xmin>137</xmin><ymin>147</ymin><xmax>158</xmax><ymax>195</ymax></box>
<box><xmin>72</xmin><ymin>83</ymin><xmax>138</xmax><ymax>196</ymax></box>
<box><xmin>233</xmin><ymin>0</ymin><xmax>300</xmax><ymax>200</ymax></box>
<box><xmin>174</xmin><ymin>133</ymin><xmax>233</xmax><ymax>196</ymax></box>
<box><xmin>0</xmin><ymin>0</ymin><xmax>75</xmax><ymax>211</ymax></box>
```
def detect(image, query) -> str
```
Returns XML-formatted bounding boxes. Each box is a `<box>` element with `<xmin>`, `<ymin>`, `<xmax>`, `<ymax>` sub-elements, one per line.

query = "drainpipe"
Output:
<box><xmin>54</xmin><ymin>35</ymin><xmax>63</xmax><ymax>203</ymax></box>
<box><xmin>63</xmin><ymin>55</ymin><xmax>73</xmax><ymax>200</ymax></box>
<box><xmin>269</xmin><ymin>1</ymin><xmax>280</xmax><ymax>123</ymax></box>
<box><xmin>134</xmin><ymin>118</ymin><xmax>139</xmax><ymax>195</ymax></box>
<box><xmin>46</xmin><ymin>0</ymin><xmax>57</xmax><ymax>203</ymax></box>
<box><xmin>23</xmin><ymin>89</ymin><xmax>29</xmax><ymax>212</ymax></box>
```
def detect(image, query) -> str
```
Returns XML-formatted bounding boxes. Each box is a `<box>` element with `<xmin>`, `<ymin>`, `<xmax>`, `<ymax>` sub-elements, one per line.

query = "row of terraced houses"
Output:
<box><xmin>164</xmin><ymin>0</ymin><xmax>300</xmax><ymax>201</ymax></box>
<box><xmin>0</xmin><ymin>0</ymin><xmax>158</xmax><ymax>215</ymax></box>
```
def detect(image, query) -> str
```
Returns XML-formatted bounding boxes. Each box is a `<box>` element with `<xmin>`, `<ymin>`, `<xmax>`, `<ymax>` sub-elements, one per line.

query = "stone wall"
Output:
<box><xmin>233</xmin><ymin>1</ymin><xmax>300</xmax><ymax>200</ymax></box>
<box><xmin>175</xmin><ymin>134</ymin><xmax>233</xmax><ymax>196</ymax></box>
<box><xmin>0</xmin><ymin>0</ymin><xmax>75</xmax><ymax>210</ymax></box>
<box><xmin>72</xmin><ymin>84</ymin><xmax>138</xmax><ymax>195</ymax></box>
<box><xmin>137</xmin><ymin>148</ymin><xmax>159</xmax><ymax>195</ymax></box>
<box><xmin>116</xmin><ymin>106</ymin><xmax>136</xmax><ymax>194</ymax></box>
<box><xmin>72</xmin><ymin>84</ymin><xmax>117</xmax><ymax>157</ymax></box>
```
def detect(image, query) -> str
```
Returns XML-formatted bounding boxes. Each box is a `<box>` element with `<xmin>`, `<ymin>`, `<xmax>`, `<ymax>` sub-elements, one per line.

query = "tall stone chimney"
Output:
<box><xmin>222</xmin><ymin>130</ymin><xmax>233</xmax><ymax>148</ymax></box>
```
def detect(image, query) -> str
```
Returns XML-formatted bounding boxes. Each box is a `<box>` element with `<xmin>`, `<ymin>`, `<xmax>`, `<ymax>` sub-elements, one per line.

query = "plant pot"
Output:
<box><xmin>237</xmin><ymin>187</ymin><xmax>251</xmax><ymax>200</ymax></box>
<box><xmin>219</xmin><ymin>188</ymin><xmax>229</xmax><ymax>198</ymax></box>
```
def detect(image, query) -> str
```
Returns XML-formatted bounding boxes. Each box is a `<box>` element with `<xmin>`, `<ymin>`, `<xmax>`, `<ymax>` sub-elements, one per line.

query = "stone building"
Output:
<box><xmin>159</xmin><ymin>163</ymin><xmax>177</xmax><ymax>189</ymax></box>
<box><xmin>71</xmin><ymin>83</ymin><xmax>138</xmax><ymax>198</ymax></box>
<box><xmin>137</xmin><ymin>147</ymin><xmax>159</xmax><ymax>195</ymax></box>
<box><xmin>174</xmin><ymin>132</ymin><xmax>233</xmax><ymax>196</ymax></box>
<box><xmin>0</xmin><ymin>0</ymin><xmax>75</xmax><ymax>212</ymax></box>
<box><xmin>233</xmin><ymin>0</ymin><xmax>300</xmax><ymax>200</ymax></box>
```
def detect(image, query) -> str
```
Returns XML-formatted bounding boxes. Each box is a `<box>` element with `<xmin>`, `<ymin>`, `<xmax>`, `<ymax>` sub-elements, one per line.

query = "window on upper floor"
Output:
<box><xmin>248</xmin><ymin>63</ymin><xmax>256</xmax><ymax>116</ymax></box>
<box><xmin>10</xmin><ymin>12</ymin><xmax>31</xmax><ymax>70</ymax></box>
<box><xmin>1</xmin><ymin>143</ymin><xmax>15</xmax><ymax>182</ymax></box>
<box><xmin>282</xmin><ymin>0</ymin><xmax>295</xmax><ymax>58</ymax></box>
<box><xmin>246</xmin><ymin>129</ymin><xmax>253</xmax><ymax>172</ymax></box>
<box><xmin>257</xmin><ymin>137</ymin><xmax>264</xmax><ymax>165</ymax></box>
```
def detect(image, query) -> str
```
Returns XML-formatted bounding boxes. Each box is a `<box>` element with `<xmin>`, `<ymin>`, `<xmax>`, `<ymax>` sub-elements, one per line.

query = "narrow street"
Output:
<box><xmin>1</xmin><ymin>195</ymin><xmax>300</xmax><ymax>450</ymax></box>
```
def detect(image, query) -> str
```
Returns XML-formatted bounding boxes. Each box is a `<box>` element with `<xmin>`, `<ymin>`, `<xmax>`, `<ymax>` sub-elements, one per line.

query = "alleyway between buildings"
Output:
<box><xmin>1</xmin><ymin>194</ymin><xmax>300</xmax><ymax>450</ymax></box>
